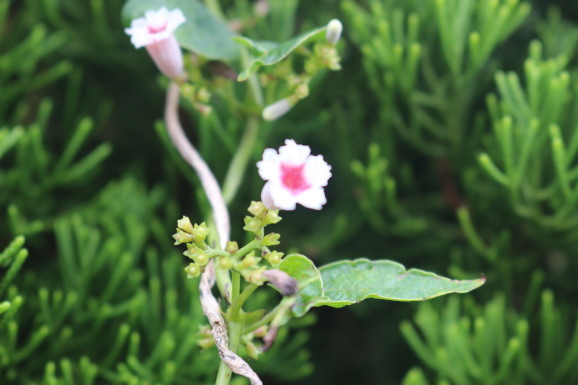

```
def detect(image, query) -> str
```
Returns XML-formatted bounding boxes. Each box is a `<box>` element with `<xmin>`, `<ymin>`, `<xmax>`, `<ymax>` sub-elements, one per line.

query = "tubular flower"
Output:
<box><xmin>257</xmin><ymin>139</ymin><xmax>332</xmax><ymax>210</ymax></box>
<box><xmin>125</xmin><ymin>7</ymin><xmax>186</xmax><ymax>78</ymax></box>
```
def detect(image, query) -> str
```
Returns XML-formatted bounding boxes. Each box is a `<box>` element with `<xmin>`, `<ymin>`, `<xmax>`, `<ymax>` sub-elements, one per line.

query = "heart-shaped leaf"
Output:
<box><xmin>122</xmin><ymin>0</ymin><xmax>240</xmax><ymax>60</ymax></box>
<box><xmin>234</xmin><ymin>26</ymin><xmax>326</xmax><ymax>81</ymax></box>
<box><xmin>313</xmin><ymin>259</ymin><xmax>485</xmax><ymax>310</ymax></box>
<box><xmin>277</xmin><ymin>254</ymin><xmax>323</xmax><ymax>317</ymax></box>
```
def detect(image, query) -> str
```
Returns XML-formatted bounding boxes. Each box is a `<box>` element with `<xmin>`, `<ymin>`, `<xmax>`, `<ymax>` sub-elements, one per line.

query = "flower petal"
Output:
<box><xmin>257</xmin><ymin>148</ymin><xmax>280</xmax><ymax>181</ymax></box>
<box><xmin>278</xmin><ymin>139</ymin><xmax>311</xmax><ymax>165</ymax></box>
<box><xmin>295</xmin><ymin>186</ymin><xmax>327</xmax><ymax>210</ymax></box>
<box><xmin>304</xmin><ymin>154</ymin><xmax>332</xmax><ymax>187</ymax></box>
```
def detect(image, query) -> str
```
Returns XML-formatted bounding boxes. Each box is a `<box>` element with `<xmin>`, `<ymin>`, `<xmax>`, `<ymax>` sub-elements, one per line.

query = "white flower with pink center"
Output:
<box><xmin>257</xmin><ymin>140</ymin><xmax>332</xmax><ymax>210</ymax></box>
<box><xmin>125</xmin><ymin>7</ymin><xmax>186</xmax><ymax>78</ymax></box>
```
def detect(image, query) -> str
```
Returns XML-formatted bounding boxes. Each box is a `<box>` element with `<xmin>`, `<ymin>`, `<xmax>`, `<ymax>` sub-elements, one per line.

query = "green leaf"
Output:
<box><xmin>277</xmin><ymin>254</ymin><xmax>323</xmax><ymax>317</ymax></box>
<box><xmin>234</xmin><ymin>26</ymin><xmax>326</xmax><ymax>81</ymax></box>
<box><xmin>122</xmin><ymin>0</ymin><xmax>240</xmax><ymax>60</ymax></box>
<box><xmin>313</xmin><ymin>259</ymin><xmax>485</xmax><ymax>310</ymax></box>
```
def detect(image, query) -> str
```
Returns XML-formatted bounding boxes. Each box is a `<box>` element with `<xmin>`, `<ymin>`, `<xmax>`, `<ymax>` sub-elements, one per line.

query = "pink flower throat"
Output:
<box><xmin>148</xmin><ymin>22</ymin><xmax>167</xmax><ymax>34</ymax></box>
<box><xmin>280</xmin><ymin>163</ymin><xmax>311</xmax><ymax>195</ymax></box>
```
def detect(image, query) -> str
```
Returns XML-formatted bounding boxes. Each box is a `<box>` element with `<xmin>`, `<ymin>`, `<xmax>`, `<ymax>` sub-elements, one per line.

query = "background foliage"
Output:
<box><xmin>1</xmin><ymin>0</ymin><xmax>577</xmax><ymax>384</ymax></box>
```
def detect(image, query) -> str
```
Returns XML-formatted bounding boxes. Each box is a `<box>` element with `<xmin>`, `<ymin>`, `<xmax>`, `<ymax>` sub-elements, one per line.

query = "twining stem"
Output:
<box><xmin>165</xmin><ymin>82</ymin><xmax>230</xmax><ymax>249</ymax></box>
<box><xmin>215</xmin><ymin>318</ymin><xmax>245</xmax><ymax>385</ymax></box>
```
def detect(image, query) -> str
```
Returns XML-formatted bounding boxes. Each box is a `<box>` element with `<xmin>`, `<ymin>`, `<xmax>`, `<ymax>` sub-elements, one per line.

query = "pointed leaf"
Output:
<box><xmin>277</xmin><ymin>254</ymin><xmax>322</xmax><ymax>317</ymax></box>
<box><xmin>235</xmin><ymin>26</ymin><xmax>326</xmax><ymax>81</ymax></box>
<box><xmin>122</xmin><ymin>0</ymin><xmax>240</xmax><ymax>60</ymax></box>
<box><xmin>312</xmin><ymin>259</ymin><xmax>485</xmax><ymax>310</ymax></box>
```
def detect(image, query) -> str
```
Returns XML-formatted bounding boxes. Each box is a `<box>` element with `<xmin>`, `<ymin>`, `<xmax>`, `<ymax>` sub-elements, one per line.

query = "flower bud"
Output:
<box><xmin>264</xmin><ymin>251</ymin><xmax>284</xmax><ymax>266</ymax></box>
<box><xmin>253</xmin><ymin>326</ymin><xmax>268</xmax><ymax>338</ymax></box>
<box><xmin>325</xmin><ymin>19</ymin><xmax>343</xmax><ymax>45</ymax></box>
<box><xmin>184</xmin><ymin>263</ymin><xmax>201</xmax><ymax>279</ymax></box>
<box><xmin>243</xmin><ymin>216</ymin><xmax>262</xmax><ymax>233</ymax></box>
<box><xmin>125</xmin><ymin>8</ymin><xmax>187</xmax><ymax>79</ymax></box>
<box><xmin>245</xmin><ymin>267</ymin><xmax>266</xmax><ymax>285</ymax></box>
<box><xmin>248</xmin><ymin>201</ymin><xmax>266</xmax><ymax>217</ymax></box>
<box><xmin>246</xmin><ymin>341</ymin><xmax>262</xmax><ymax>359</ymax></box>
<box><xmin>192</xmin><ymin>222</ymin><xmax>209</xmax><ymax>244</ymax></box>
<box><xmin>218</xmin><ymin>256</ymin><xmax>234</xmax><ymax>270</ymax></box>
<box><xmin>225</xmin><ymin>241</ymin><xmax>239</xmax><ymax>254</ymax></box>
<box><xmin>263</xmin><ymin>270</ymin><xmax>298</xmax><ymax>296</ymax></box>
<box><xmin>177</xmin><ymin>216</ymin><xmax>194</xmax><ymax>234</ymax></box>
<box><xmin>261</xmin><ymin>232</ymin><xmax>280</xmax><ymax>247</ymax></box>
<box><xmin>263</xmin><ymin>210</ymin><xmax>282</xmax><ymax>225</ymax></box>
<box><xmin>236</xmin><ymin>253</ymin><xmax>261</xmax><ymax>270</ymax></box>
<box><xmin>262</xmin><ymin>98</ymin><xmax>295</xmax><ymax>121</ymax></box>
<box><xmin>173</xmin><ymin>229</ymin><xmax>195</xmax><ymax>245</ymax></box>
<box><xmin>197</xmin><ymin>337</ymin><xmax>215</xmax><ymax>350</ymax></box>
<box><xmin>193</xmin><ymin>251</ymin><xmax>209</xmax><ymax>266</ymax></box>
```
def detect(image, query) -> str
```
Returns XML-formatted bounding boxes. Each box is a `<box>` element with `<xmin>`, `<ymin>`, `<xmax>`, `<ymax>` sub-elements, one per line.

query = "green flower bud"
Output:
<box><xmin>295</xmin><ymin>84</ymin><xmax>309</xmax><ymax>99</ymax></box>
<box><xmin>183</xmin><ymin>244</ymin><xmax>201</xmax><ymax>259</ymax></box>
<box><xmin>197</xmin><ymin>337</ymin><xmax>215</xmax><ymax>350</ymax></box>
<box><xmin>244</xmin><ymin>267</ymin><xmax>266</xmax><ymax>285</ymax></box>
<box><xmin>245</xmin><ymin>341</ymin><xmax>261</xmax><ymax>360</ymax></box>
<box><xmin>184</xmin><ymin>263</ymin><xmax>201</xmax><ymax>279</ymax></box>
<box><xmin>218</xmin><ymin>256</ymin><xmax>234</xmax><ymax>270</ymax></box>
<box><xmin>193</xmin><ymin>251</ymin><xmax>209</xmax><ymax>266</ymax></box>
<box><xmin>177</xmin><ymin>216</ymin><xmax>194</xmax><ymax>234</ymax></box>
<box><xmin>173</xmin><ymin>229</ymin><xmax>195</xmax><ymax>245</ymax></box>
<box><xmin>235</xmin><ymin>253</ymin><xmax>262</xmax><ymax>271</ymax></box>
<box><xmin>253</xmin><ymin>326</ymin><xmax>267</xmax><ymax>338</ymax></box>
<box><xmin>225</xmin><ymin>241</ymin><xmax>239</xmax><ymax>254</ymax></box>
<box><xmin>248</xmin><ymin>201</ymin><xmax>266</xmax><ymax>217</ymax></box>
<box><xmin>263</xmin><ymin>210</ymin><xmax>282</xmax><ymax>225</ymax></box>
<box><xmin>264</xmin><ymin>251</ymin><xmax>284</xmax><ymax>266</ymax></box>
<box><xmin>192</xmin><ymin>222</ymin><xmax>209</xmax><ymax>244</ymax></box>
<box><xmin>198</xmin><ymin>325</ymin><xmax>212</xmax><ymax>338</ymax></box>
<box><xmin>243</xmin><ymin>216</ymin><xmax>262</xmax><ymax>233</ymax></box>
<box><xmin>261</xmin><ymin>232</ymin><xmax>280</xmax><ymax>247</ymax></box>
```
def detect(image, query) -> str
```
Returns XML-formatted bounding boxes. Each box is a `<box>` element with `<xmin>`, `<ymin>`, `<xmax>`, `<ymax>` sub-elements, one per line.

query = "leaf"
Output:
<box><xmin>312</xmin><ymin>259</ymin><xmax>485</xmax><ymax>311</ymax></box>
<box><xmin>122</xmin><ymin>0</ymin><xmax>240</xmax><ymax>60</ymax></box>
<box><xmin>277</xmin><ymin>254</ymin><xmax>323</xmax><ymax>317</ymax></box>
<box><xmin>234</xmin><ymin>26</ymin><xmax>326</xmax><ymax>81</ymax></box>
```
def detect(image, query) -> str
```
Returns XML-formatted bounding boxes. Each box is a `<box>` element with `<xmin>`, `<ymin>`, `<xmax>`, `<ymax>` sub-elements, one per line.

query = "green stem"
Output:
<box><xmin>244</xmin><ymin>302</ymin><xmax>283</xmax><ymax>334</ymax></box>
<box><xmin>222</xmin><ymin>117</ymin><xmax>260</xmax><ymax>204</ymax></box>
<box><xmin>236</xmin><ymin>239</ymin><xmax>261</xmax><ymax>259</ymax></box>
<box><xmin>222</xmin><ymin>48</ymin><xmax>264</xmax><ymax>204</ymax></box>
<box><xmin>231</xmin><ymin>271</ymin><xmax>241</xmax><ymax>302</ymax></box>
<box><xmin>229</xmin><ymin>284</ymin><xmax>259</xmax><ymax>321</ymax></box>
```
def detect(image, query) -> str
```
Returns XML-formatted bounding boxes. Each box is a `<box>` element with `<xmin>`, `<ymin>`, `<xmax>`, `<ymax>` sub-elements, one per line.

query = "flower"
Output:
<box><xmin>257</xmin><ymin>140</ymin><xmax>332</xmax><ymax>210</ymax></box>
<box><xmin>125</xmin><ymin>7</ymin><xmax>186</xmax><ymax>78</ymax></box>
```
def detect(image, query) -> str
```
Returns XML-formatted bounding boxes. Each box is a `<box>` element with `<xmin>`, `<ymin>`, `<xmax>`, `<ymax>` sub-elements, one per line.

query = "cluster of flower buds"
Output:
<box><xmin>173</xmin><ymin>203</ymin><xmax>296</xmax><ymax>293</ymax></box>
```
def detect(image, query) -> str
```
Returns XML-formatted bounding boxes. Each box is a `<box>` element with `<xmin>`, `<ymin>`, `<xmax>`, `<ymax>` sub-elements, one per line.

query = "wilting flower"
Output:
<box><xmin>125</xmin><ymin>7</ymin><xmax>186</xmax><ymax>78</ymax></box>
<box><xmin>257</xmin><ymin>139</ymin><xmax>332</xmax><ymax>210</ymax></box>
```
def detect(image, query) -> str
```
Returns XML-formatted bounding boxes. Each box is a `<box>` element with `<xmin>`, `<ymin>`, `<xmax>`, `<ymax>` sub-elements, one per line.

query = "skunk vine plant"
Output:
<box><xmin>122</xmin><ymin>1</ymin><xmax>485</xmax><ymax>384</ymax></box>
